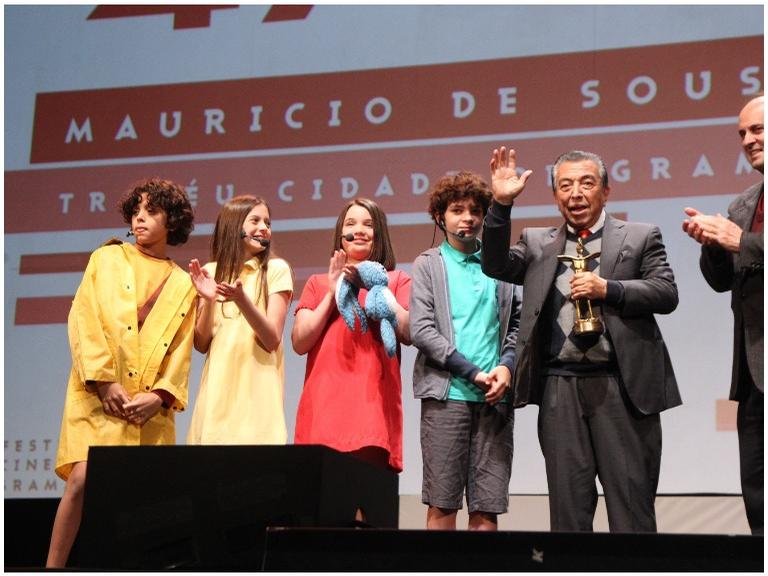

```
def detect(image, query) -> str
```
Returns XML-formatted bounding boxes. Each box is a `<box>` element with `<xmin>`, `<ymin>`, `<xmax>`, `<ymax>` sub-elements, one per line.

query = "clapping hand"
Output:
<box><xmin>683</xmin><ymin>207</ymin><xmax>743</xmax><ymax>252</ymax></box>
<box><xmin>189</xmin><ymin>259</ymin><xmax>217</xmax><ymax>300</ymax></box>
<box><xmin>216</xmin><ymin>278</ymin><xmax>248</xmax><ymax>307</ymax></box>
<box><xmin>327</xmin><ymin>250</ymin><xmax>347</xmax><ymax>295</ymax></box>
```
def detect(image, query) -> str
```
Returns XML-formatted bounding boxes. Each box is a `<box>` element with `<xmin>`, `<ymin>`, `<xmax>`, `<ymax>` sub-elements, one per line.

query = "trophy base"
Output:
<box><xmin>574</xmin><ymin>318</ymin><xmax>603</xmax><ymax>336</ymax></box>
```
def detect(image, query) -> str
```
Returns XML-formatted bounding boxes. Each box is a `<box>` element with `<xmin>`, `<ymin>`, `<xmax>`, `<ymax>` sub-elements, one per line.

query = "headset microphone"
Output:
<box><xmin>446</xmin><ymin>228</ymin><xmax>469</xmax><ymax>239</ymax></box>
<box><xmin>341</xmin><ymin>233</ymin><xmax>355</xmax><ymax>242</ymax></box>
<box><xmin>126</xmin><ymin>230</ymin><xmax>134</xmax><ymax>237</ymax></box>
<box><xmin>240</xmin><ymin>231</ymin><xmax>270</xmax><ymax>247</ymax></box>
<box><xmin>437</xmin><ymin>219</ymin><xmax>467</xmax><ymax>239</ymax></box>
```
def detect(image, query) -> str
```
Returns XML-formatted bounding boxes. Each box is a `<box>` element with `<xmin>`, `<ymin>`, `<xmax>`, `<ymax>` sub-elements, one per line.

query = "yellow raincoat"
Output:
<box><xmin>55</xmin><ymin>240</ymin><xmax>196</xmax><ymax>480</ymax></box>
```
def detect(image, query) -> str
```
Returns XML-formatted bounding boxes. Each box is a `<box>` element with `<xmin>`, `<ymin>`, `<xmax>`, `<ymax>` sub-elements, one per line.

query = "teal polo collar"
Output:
<box><xmin>440</xmin><ymin>239</ymin><xmax>481</xmax><ymax>264</ymax></box>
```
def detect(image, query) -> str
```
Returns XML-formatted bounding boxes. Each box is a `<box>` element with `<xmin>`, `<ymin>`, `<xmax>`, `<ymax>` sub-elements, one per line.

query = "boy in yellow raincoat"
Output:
<box><xmin>46</xmin><ymin>178</ymin><xmax>197</xmax><ymax>567</ymax></box>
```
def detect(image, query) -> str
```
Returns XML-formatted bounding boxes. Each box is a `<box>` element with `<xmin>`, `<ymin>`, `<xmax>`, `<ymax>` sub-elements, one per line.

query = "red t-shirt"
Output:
<box><xmin>293</xmin><ymin>270</ymin><xmax>411</xmax><ymax>472</ymax></box>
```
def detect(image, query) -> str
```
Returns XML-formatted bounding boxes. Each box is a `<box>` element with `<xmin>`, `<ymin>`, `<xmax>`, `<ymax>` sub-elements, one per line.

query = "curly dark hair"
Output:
<box><xmin>118</xmin><ymin>178</ymin><xmax>194</xmax><ymax>246</ymax></box>
<box><xmin>427</xmin><ymin>171</ymin><xmax>492</xmax><ymax>226</ymax></box>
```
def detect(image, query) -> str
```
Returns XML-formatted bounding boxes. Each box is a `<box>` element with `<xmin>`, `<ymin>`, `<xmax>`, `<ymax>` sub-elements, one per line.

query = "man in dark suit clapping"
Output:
<box><xmin>683</xmin><ymin>95</ymin><xmax>764</xmax><ymax>535</ymax></box>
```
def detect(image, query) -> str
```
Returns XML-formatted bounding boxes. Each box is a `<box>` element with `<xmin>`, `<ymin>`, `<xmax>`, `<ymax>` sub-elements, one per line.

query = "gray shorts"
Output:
<box><xmin>420</xmin><ymin>399</ymin><xmax>514</xmax><ymax>515</ymax></box>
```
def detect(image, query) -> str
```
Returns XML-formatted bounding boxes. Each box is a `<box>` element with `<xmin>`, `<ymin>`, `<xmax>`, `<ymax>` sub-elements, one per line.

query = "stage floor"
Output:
<box><xmin>399</xmin><ymin>494</ymin><xmax>752</xmax><ymax>534</ymax></box>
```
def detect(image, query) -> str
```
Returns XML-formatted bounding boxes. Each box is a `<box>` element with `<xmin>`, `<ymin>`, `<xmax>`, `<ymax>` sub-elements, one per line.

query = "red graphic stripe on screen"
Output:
<box><xmin>263</xmin><ymin>5</ymin><xmax>313</xmax><ymax>22</ymax></box>
<box><xmin>29</xmin><ymin>35</ymin><xmax>761</xmax><ymax>163</ymax></box>
<box><xmin>18</xmin><ymin>224</ymin><xmax>439</xmax><ymax>276</ymax></box>
<box><xmin>11</xmin><ymin>124</ymin><xmax>761</xmax><ymax>233</ymax></box>
<box><xmin>88</xmin><ymin>6</ymin><xmax>239</xmax><ymax>29</ymax></box>
<box><xmin>716</xmin><ymin>399</ymin><xmax>737</xmax><ymax>431</ymax></box>
<box><xmin>13</xmin><ymin>218</ymin><xmax>574</xmax><ymax>325</ymax></box>
<box><xmin>15</xmin><ymin>296</ymin><xmax>73</xmax><ymax>325</ymax></box>
<box><xmin>19</xmin><ymin>253</ymin><xmax>91</xmax><ymax>275</ymax></box>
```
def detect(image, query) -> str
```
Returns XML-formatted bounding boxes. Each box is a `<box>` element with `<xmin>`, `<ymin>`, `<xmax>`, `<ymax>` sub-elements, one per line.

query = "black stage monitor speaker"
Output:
<box><xmin>76</xmin><ymin>445</ymin><xmax>397</xmax><ymax>570</ymax></box>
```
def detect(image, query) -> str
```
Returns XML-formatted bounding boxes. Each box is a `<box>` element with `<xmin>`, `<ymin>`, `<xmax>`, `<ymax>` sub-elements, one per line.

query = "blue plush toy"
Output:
<box><xmin>335</xmin><ymin>261</ymin><xmax>398</xmax><ymax>357</ymax></box>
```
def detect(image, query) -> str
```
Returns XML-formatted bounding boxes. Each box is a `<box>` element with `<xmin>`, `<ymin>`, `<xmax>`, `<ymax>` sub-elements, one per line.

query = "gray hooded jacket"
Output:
<box><xmin>410</xmin><ymin>246</ymin><xmax>522</xmax><ymax>400</ymax></box>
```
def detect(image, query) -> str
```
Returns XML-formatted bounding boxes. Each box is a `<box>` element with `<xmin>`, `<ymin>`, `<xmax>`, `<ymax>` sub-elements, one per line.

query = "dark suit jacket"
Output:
<box><xmin>482</xmin><ymin>211</ymin><xmax>682</xmax><ymax>416</ymax></box>
<box><xmin>700</xmin><ymin>181</ymin><xmax>764</xmax><ymax>397</ymax></box>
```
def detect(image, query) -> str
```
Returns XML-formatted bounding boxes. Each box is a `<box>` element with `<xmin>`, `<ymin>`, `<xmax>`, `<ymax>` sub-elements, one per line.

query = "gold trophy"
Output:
<box><xmin>557</xmin><ymin>237</ymin><xmax>604</xmax><ymax>336</ymax></box>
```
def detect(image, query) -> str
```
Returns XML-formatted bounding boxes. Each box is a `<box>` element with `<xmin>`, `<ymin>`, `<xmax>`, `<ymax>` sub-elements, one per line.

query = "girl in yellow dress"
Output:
<box><xmin>186</xmin><ymin>196</ymin><xmax>293</xmax><ymax>445</ymax></box>
<box><xmin>47</xmin><ymin>179</ymin><xmax>197</xmax><ymax>567</ymax></box>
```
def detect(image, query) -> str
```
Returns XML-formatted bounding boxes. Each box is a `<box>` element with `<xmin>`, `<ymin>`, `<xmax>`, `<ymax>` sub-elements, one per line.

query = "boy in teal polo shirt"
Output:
<box><xmin>410</xmin><ymin>171</ymin><xmax>521</xmax><ymax>530</ymax></box>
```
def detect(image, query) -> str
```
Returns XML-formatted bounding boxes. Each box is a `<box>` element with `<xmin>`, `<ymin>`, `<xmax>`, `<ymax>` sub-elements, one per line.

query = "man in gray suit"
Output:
<box><xmin>481</xmin><ymin>147</ymin><xmax>681</xmax><ymax>533</ymax></box>
<box><xmin>683</xmin><ymin>95</ymin><xmax>763</xmax><ymax>535</ymax></box>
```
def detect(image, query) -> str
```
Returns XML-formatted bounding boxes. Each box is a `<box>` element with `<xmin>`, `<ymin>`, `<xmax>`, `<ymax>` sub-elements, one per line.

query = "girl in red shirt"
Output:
<box><xmin>292</xmin><ymin>198</ymin><xmax>410</xmax><ymax>472</ymax></box>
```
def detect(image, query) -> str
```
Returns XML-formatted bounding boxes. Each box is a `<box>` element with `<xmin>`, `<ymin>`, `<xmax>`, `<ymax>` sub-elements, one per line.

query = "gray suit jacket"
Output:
<box><xmin>482</xmin><ymin>210</ymin><xmax>682</xmax><ymax>415</ymax></box>
<box><xmin>700</xmin><ymin>181</ymin><xmax>764</xmax><ymax>397</ymax></box>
